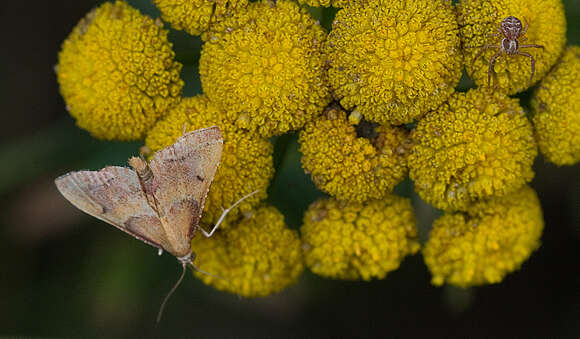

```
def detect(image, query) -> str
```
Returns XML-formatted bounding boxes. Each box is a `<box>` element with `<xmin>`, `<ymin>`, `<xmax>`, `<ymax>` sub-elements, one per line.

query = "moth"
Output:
<box><xmin>55</xmin><ymin>126</ymin><xmax>254</xmax><ymax>321</ymax></box>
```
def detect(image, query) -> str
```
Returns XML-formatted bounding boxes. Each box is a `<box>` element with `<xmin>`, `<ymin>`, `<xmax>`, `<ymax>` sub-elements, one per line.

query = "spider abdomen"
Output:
<box><xmin>503</xmin><ymin>38</ymin><xmax>519</xmax><ymax>54</ymax></box>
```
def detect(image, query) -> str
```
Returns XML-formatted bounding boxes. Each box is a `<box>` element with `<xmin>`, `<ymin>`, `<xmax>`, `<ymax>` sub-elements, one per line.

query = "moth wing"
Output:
<box><xmin>55</xmin><ymin>166</ymin><xmax>172</xmax><ymax>252</ymax></box>
<box><xmin>147</xmin><ymin>126</ymin><xmax>223</xmax><ymax>255</ymax></box>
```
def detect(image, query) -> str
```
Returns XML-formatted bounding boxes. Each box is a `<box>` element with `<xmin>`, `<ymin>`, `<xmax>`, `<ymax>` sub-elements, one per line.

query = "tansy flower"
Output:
<box><xmin>301</xmin><ymin>196</ymin><xmax>420</xmax><ymax>280</ymax></box>
<box><xmin>423</xmin><ymin>186</ymin><xmax>544</xmax><ymax>287</ymax></box>
<box><xmin>531</xmin><ymin>46</ymin><xmax>580</xmax><ymax>165</ymax></box>
<box><xmin>458</xmin><ymin>0</ymin><xmax>566</xmax><ymax>94</ymax></box>
<box><xmin>153</xmin><ymin>0</ymin><xmax>249</xmax><ymax>38</ymax></box>
<box><xmin>299</xmin><ymin>105</ymin><xmax>409</xmax><ymax>203</ymax></box>
<box><xmin>56</xmin><ymin>1</ymin><xmax>183</xmax><ymax>141</ymax></box>
<box><xmin>326</xmin><ymin>0</ymin><xmax>462</xmax><ymax>125</ymax></box>
<box><xmin>192</xmin><ymin>205</ymin><xmax>304</xmax><ymax>297</ymax></box>
<box><xmin>199</xmin><ymin>0</ymin><xmax>331</xmax><ymax>137</ymax></box>
<box><xmin>145</xmin><ymin>95</ymin><xmax>273</xmax><ymax>226</ymax></box>
<box><xmin>408</xmin><ymin>88</ymin><xmax>537</xmax><ymax>211</ymax></box>
<box><xmin>297</xmin><ymin>0</ymin><xmax>351</xmax><ymax>7</ymax></box>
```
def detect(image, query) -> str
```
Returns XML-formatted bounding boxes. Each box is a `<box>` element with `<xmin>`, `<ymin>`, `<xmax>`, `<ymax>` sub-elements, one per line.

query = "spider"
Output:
<box><xmin>472</xmin><ymin>16</ymin><xmax>544</xmax><ymax>86</ymax></box>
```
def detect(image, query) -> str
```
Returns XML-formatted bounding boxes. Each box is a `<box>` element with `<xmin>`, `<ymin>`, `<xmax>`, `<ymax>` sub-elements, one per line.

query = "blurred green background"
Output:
<box><xmin>1</xmin><ymin>0</ymin><xmax>579</xmax><ymax>337</ymax></box>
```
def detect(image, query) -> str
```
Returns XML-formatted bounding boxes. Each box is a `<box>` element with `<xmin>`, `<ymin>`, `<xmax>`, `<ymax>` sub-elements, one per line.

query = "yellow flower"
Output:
<box><xmin>145</xmin><ymin>95</ymin><xmax>273</xmax><ymax>226</ymax></box>
<box><xmin>299</xmin><ymin>105</ymin><xmax>409</xmax><ymax>203</ymax></box>
<box><xmin>301</xmin><ymin>196</ymin><xmax>420</xmax><ymax>280</ymax></box>
<box><xmin>297</xmin><ymin>0</ymin><xmax>350</xmax><ymax>7</ymax></box>
<box><xmin>192</xmin><ymin>205</ymin><xmax>304</xmax><ymax>297</ymax></box>
<box><xmin>408</xmin><ymin>88</ymin><xmax>537</xmax><ymax>211</ymax></box>
<box><xmin>153</xmin><ymin>0</ymin><xmax>248</xmax><ymax>38</ymax></box>
<box><xmin>56</xmin><ymin>1</ymin><xmax>183</xmax><ymax>141</ymax></box>
<box><xmin>458</xmin><ymin>0</ymin><xmax>566</xmax><ymax>94</ymax></box>
<box><xmin>326</xmin><ymin>0</ymin><xmax>462</xmax><ymax>125</ymax></box>
<box><xmin>200</xmin><ymin>0</ymin><xmax>331</xmax><ymax>137</ymax></box>
<box><xmin>531</xmin><ymin>46</ymin><xmax>580</xmax><ymax>165</ymax></box>
<box><xmin>423</xmin><ymin>186</ymin><xmax>544</xmax><ymax>287</ymax></box>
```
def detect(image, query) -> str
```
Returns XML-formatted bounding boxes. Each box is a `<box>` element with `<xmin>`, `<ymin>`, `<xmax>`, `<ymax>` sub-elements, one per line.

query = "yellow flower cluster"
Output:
<box><xmin>531</xmin><ymin>46</ymin><xmax>580</xmax><ymax>165</ymax></box>
<box><xmin>56</xmin><ymin>1</ymin><xmax>183</xmax><ymax>141</ymax></box>
<box><xmin>326</xmin><ymin>0</ymin><xmax>462</xmax><ymax>125</ymax></box>
<box><xmin>192</xmin><ymin>205</ymin><xmax>304</xmax><ymax>297</ymax></box>
<box><xmin>423</xmin><ymin>186</ymin><xmax>544</xmax><ymax>287</ymax></box>
<box><xmin>153</xmin><ymin>0</ymin><xmax>248</xmax><ymax>37</ymax></box>
<box><xmin>299</xmin><ymin>105</ymin><xmax>409</xmax><ymax>203</ymax></box>
<box><xmin>55</xmin><ymin>0</ymin><xmax>575</xmax><ymax>297</ymax></box>
<box><xmin>145</xmin><ymin>96</ymin><xmax>273</xmax><ymax>226</ymax></box>
<box><xmin>408</xmin><ymin>88</ymin><xmax>537</xmax><ymax>211</ymax></box>
<box><xmin>199</xmin><ymin>0</ymin><xmax>331</xmax><ymax>137</ymax></box>
<box><xmin>301</xmin><ymin>197</ymin><xmax>420</xmax><ymax>280</ymax></box>
<box><xmin>458</xmin><ymin>0</ymin><xmax>566</xmax><ymax>94</ymax></box>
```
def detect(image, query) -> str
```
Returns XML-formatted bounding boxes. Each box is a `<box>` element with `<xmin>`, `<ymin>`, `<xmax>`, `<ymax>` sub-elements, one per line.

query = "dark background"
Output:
<box><xmin>1</xmin><ymin>0</ymin><xmax>579</xmax><ymax>337</ymax></box>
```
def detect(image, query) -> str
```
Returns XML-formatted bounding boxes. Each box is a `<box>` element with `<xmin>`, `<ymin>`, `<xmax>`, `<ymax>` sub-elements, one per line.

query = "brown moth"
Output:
<box><xmin>55</xmin><ymin>126</ymin><xmax>253</xmax><ymax>321</ymax></box>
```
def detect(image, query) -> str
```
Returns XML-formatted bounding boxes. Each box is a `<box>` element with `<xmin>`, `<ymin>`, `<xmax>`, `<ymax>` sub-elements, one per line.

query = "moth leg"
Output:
<box><xmin>201</xmin><ymin>190</ymin><xmax>260</xmax><ymax>238</ymax></box>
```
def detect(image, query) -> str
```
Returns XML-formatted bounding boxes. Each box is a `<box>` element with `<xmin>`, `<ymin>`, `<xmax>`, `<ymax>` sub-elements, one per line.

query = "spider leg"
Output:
<box><xmin>488</xmin><ymin>50</ymin><xmax>503</xmax><ymax>87</ymax></box>
<box><xmin>518</xmin><ymin>51</ymin><xmax>536</xmax><ymax>84</ymax></box>
<box><xmin>472</xmin><ymin>44</ymin><xmax>500</xmax><ymax>65</ymax></box>
<box><xmin>522</xmin><ymin>17</ymin><xmax>529</xmax><ymax>36</ymax></box>
<box><xmin>520</xmin><ymin>44</ymin><xmax>544</xmax><ymax>49</ymax></box>
<box><xmin>520</xmin><ymin>37</ymin><xmax>528</xmax><ymax>42</ymax></box>
<box><xmin>486</xmin><ymin>33</ymin><xmax>500</xmax><ymax>38</ymax></box>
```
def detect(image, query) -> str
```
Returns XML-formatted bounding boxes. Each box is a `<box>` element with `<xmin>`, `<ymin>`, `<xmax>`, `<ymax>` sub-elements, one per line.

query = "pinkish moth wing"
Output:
<box><xmin>55</xmin><ymin>126</ymin><xmax>223</xmax><ymax>258</ymax></box>
<box><xmin>146</xmin><ymin>126</ymin><xmax>223</xmax><ymax>257</ymax></box>
<box><xmin>54</xmin><ymin>166</ymin><xmax>172</xmax><ymax>252</ymax></box>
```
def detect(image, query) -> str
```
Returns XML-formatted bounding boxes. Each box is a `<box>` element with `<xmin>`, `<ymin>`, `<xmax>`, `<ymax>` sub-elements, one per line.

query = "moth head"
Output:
<box><xmin>157</xmin><ymin>251</ymin><xmax>222</xmax><ymax>323</ymax></box>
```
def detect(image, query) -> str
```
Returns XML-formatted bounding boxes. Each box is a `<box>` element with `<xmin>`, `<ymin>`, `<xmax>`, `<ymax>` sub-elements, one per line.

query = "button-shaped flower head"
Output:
<box><xmin>192</xmin><ymin>205</ymin><xmax>304</xmax><ymax>297</ymax></box>
<box><xmin>301</xmin><ymin>197</ymin><xmax>420</xmax><ymax>280</ymax></box>
<box><xmin>531</xmin><ymin>46</ymin><xmax>580</xmax><ymax>165</ymax></box>
<box><xmin>153</xmin><ymin>0</ymin><xmax>249</xmax><ymax>38</ymax></box>
<box><xmin>408</xmin><ymin>88</ymin><xmax>537</xmax><ymax>211</ymax></box>
<box><xmin>297</xmin><ymin>0</ymin><xmax>352</xmax><ymax>7</ymax></box>
<box><xmin>145</xmin><ymin>96</ymin><xmax>273</xmax><ymax>226</ymax></box>
<box><xmin>199</xmin><ymin>0</ymin><xmax>331</xmax><ymax>137</ymax></box>
<box><xmin>423</xmin><ymin>186</ymin><xmax>544</xmax><ymax>287</ymax></box>
<box><xmin>299</xmin><ymin>105</ymin><xmax>409</xmax><ymax>203</ymax></box>
<box><xmin>458</xmin><ymin>0</ymin><xmax>566</xmax><ymax>94</ymax></box>
<box><xmin>326</xmin><ymin>0</ymin><xmax>462</xmax><ymax>125</ymax></box>
<box><xmin>56</xmin><ymin>1</ymin><xmax>183</xmax><ymax>141</ymax></box>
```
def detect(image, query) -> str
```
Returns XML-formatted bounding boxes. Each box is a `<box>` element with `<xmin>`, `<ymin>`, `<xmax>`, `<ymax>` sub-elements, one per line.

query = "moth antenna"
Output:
<box><xmin>156</xmin><ymin>263</ymin><xmax>187</xmax><ymax>324</ymax></box>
